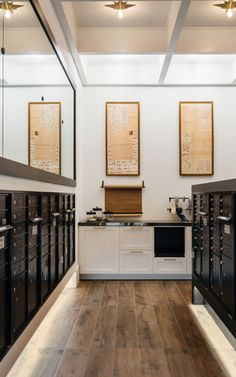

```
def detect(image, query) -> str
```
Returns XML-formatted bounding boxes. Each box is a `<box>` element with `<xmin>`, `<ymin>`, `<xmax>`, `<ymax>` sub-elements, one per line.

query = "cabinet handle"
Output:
<box><xmin>128</xmin><ymin>227</ymin><xmax>144</xmax><ymax>230</ymax></box>
<box><xmin>94</xmin><ymin>227</ymin><xmax>106</xmax><ymax>230</ymax></box>
<box><xmin>163</xmin><ymin>258</ymin><xmax>177</xmax><ymax>261</ymax></box>
<box><xmin>198</xmin><ymin>212</ymin><xmax>207</xmax><ymax>216</ymax></box>
<box><xmin>217</xmin><ymin>216</ymin><xmax>232</xmax><ymax>222</ymax></box>
<box><xmin>130</xmin><ymin>251</ymin><xmax>143</xmax><ymax>254</ymax></box>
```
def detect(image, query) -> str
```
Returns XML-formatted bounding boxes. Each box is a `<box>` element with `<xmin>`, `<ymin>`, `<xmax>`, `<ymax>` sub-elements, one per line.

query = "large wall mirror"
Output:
<box><xmin>0</xmin><ymin>0</ymin><xmax>75</xmax><ymax>185</ymax></box>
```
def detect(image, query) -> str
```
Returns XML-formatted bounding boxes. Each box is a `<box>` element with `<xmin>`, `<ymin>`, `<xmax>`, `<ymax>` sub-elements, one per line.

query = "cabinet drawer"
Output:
<box><xmin>120</xmin><ymin>249</ymin><xmax>153</xmax><ymax>274</ymax></box>
<box><xmin>120</xmin><ymin>227</ymin><xmax>153</xmax><ymax>250</ymax></box>
<box><xmin>154</xmin><ymin>258</ymin><xmax>187</xmax><ymax>275</ymax></box>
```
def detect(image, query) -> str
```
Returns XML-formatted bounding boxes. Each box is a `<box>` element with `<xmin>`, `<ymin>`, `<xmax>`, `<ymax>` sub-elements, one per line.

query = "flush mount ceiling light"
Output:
<box><xmin>0</xmin><ymin>1</ymin><xmax>23</xmax><ymax>19</ymax></box>
<box><xmin>214</xmin><ymin>0</ymin><xmax>236</xmax><ymax>18</ymax></box>
<box><xmin>105</xmin><ymin>1</ymin><xmax>136</xmax><ymax>19</ymax></box>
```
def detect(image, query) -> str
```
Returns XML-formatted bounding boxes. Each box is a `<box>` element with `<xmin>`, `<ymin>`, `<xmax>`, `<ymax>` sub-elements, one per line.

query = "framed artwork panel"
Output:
<box><xmin>179</xmin><ymin>101</ymin><xmax>214</xmax><ymax>176</ymax></box>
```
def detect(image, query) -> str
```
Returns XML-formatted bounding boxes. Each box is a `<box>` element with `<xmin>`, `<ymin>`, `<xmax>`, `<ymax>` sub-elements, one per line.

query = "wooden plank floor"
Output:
<box><xmin>8</xmin><ymin>281</ymin><xmax>227</xmax><ymax>377</ymax></box>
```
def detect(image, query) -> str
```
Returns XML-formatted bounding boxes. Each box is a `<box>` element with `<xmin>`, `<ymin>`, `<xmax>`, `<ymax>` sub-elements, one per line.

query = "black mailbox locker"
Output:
<box><xmin>28</xmin><ymin>257</ymin><xmax>39</xmax><ymax>317</ymax></box>
<box><xmin>211</xmin><ymin>253</ymin><xmax>221</xmax><ymax>298</ymax></box>
<box><xmin>0</xmin><ymin>190</ymin><xmax>76</xmax><ymax>360</ymax></box>
<box><xmin>50</xmin><ymin>243</ymin><xmax>57</xmax><ymax>289</ymax></box>
<box><xmin>0</xmin><ymin>278</ymin><xmax>8</xmax><ymax>357</ymax></box>
<box><xmin>41</xmin><ymin>254</ymin><xmax>50</xmax><ymax>301</ymax></box>
<box><xmin>12</xmin><ymin>271</ymin><xmax>27</xmax><ymax>338</ymax></box>
<box><xmin>193</xmin><ymin>185</ymin><xmax>236</xmax><ymax>337</ymax></box>
<box><xmin>11</xmin><ymin>193</ymin><xmax>27</xmax><ymax>339</ymax></box>
<box><xmin>221</xmin><ymin>254</ymin><xmax>234</xmax><ymax>317</ymax></box>
<box><xmin>58</xmin><ymin>242</ymin><xmax>64</xmax><ymax>280</ymax></box>
<box><xmin>0</xmin><ymin>224</ymin><xmax>10</xmax><ymax>357</ymax></box>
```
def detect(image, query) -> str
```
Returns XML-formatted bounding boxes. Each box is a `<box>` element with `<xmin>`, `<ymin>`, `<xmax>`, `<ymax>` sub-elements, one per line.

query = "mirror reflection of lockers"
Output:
<box><xmin>0</xmin><ymin>0</ymin><xmax>76</xmax><ymax>185</ymax></box>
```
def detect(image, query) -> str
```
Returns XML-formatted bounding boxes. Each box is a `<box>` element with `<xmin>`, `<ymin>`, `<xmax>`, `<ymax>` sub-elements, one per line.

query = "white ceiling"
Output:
<box><xmin>3</xmin><ymin>0</ymin><xmax>236</xmax><ymax>86</ymax></box>
<box><xmin>72</xmin><ymin>1</ymin><xmax>173</xmax><ymax>27</ymax></box>
<box><xmin>185</xmin><ymin>1</ymin><xmax>236</xmax><ymax>27</ymax></box>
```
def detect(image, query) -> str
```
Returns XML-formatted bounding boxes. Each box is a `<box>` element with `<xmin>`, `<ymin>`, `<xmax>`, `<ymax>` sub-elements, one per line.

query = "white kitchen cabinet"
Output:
<box><xmin>79</xmin><ymin>227</ymin><xmax>119</xmax><ymax>274</ymax></box>
<box><xmin>120</xmin><ymin>249</ymin><xmax>153</xmax><ymax>274</ymax></box>
<box><xmin>153</xmin><ymin>257</ymin><xmax>187</xmax><ymax>275</ymax></box>
<box><xmin>120</xmin><ymin>227</ymin><xmax>153</xmax><ymax>250</ymax></box>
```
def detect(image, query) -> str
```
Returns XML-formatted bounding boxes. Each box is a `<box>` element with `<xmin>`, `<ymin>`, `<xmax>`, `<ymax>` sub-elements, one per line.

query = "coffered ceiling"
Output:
<box><xmin>7</xmin><ymin>0</ymin><xmax>236</xmax><ymax>85</ymax></box>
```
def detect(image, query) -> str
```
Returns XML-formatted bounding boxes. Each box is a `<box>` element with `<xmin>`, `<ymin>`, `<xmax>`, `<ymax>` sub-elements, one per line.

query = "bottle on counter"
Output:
<box><xmin>92</xmin><ymin>207</ymin><xmax>103</xmax><ymax>221</ymax></box>
<box><xmin>103</xmin><ymin>210</ymin><xmax>113</xmax><ymax>222</ymax></box>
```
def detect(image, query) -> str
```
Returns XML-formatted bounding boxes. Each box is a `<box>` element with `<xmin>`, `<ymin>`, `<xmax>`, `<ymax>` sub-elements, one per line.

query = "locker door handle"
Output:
<box><xmin>0</xmin><ymin>225</ymin><xmax>13</xmax><ymax>233</ymax></box>
<box><xmin>217</xmin><ymin>216</ymin><xmax>232</xmax><ymax>222</ymax></box>
<box><xmin>51</xmin><ymin>212</ymin><xmax>60</xmax><ymax>217</ymax></box>
<box><xmin>30</xmin><ymin>217</ymin><xmax>43</xmax><ymax>223</ymax></box>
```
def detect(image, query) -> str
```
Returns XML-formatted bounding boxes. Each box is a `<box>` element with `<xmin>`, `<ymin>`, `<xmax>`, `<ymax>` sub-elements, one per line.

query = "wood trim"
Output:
<box><xmin>0</xmin><ymin>157</ymin><xmax>76</xmax><ymax>187</ymax></box>
<box><xmin>106</xmin><ymin>102</ymin><xmax>140</xmax><ymax>176</ymax></box>
<box><xmin>179</xmin><ymin>101</ymin><xmax>214</xmax><ymax>176</ymax></box>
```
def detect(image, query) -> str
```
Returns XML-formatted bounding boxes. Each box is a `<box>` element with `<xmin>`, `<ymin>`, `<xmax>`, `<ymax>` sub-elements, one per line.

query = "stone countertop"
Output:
<box><xmin>78</xmin><ymin>220</ymin><xmax>192</xmax><ymax>227</ymax></box>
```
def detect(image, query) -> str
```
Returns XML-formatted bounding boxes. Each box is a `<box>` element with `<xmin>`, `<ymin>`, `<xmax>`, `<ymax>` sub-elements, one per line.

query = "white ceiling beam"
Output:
<box><xmin>50</xmin><ymin>0</ymin><xmax>87</xmax><ymax>85</ymax></box>
<box><xmin>158</xmin><ymin>0</ymin><xmax>191</xmax><ymax>84</ymax></box>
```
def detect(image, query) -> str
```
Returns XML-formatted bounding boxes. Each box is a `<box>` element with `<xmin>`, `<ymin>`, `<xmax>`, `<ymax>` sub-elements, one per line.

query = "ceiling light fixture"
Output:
<box><xmin>105</xmin><ymin>1</ymin><xmax>136</xmax><ymax>19</ymax></box>
<box><xmin>214</xmin><ymin>0</ymin><xmax>236</xmax><ymax>18</ymax></box>
<box><xmin>0</xmin><ymin>1</ymin><xmax>23</xmax><ymax>19</ymax></box>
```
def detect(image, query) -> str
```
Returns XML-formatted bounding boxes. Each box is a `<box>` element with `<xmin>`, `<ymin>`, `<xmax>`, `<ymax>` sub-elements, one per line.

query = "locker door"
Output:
<box><xmin>0</xmin><ymin>279</ymin><xmax>8</xmax><ymax>355</ymax></box>
<box><xmin>28</xmin><ymin>257</ymin><xmax>39</xmax><ymax>317</ymax></box>
<box><xmin>41</xmin><ymin>254</ymin><xmax>49</xmax><ymax>301</ymax></box>
<box><xmin>221</xmin><ymin>255</ymin><xmax>234</xmax><ymax>317</ymax></box>
<box><xmin>13</xmin><ymin>271</ymin><xmax>26</xmax><ymax>336</ymax></box>
<box><xmin>211</xmin><ymin>253</ymin><xmax>221</xmax><ymax>298</ymax></box>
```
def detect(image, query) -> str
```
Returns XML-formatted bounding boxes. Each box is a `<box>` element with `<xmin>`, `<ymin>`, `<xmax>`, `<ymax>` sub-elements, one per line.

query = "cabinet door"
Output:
<box><xmin>79</xmin><ymin>227</ymin><xmax>119</xmax><ymax>274</ymax></box>
<box><xmin>154</xmin><ymin>258</ymin><xmax>186</xmax><ymax>275</ymax></box>
<box><xmin>120</xmin><ymin>227</ymin><xmax>153</xmax><ymax>250</ymax></box>
<box><xmin>221</xmin><ymin>255</ymin><xmax>234</xmax><ymax>317</ymax></box>
<box><xmin>120</xmin><ymin>250</ymin><xmax>153</xmax><ymax>274</ymax></box>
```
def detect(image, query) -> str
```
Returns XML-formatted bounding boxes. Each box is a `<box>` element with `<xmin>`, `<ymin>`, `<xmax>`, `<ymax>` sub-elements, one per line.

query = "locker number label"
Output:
<box><xmin>203</xmin><ymin>218</ymin><xmax>207</xmax><ymax>226</ymax></box>
<box><xmin>32</xmin><ymin>225</ymin><xmax>38</xmax><ymax>236</ymax></box>
<box><xmin>224</xmin><ymin>224</ymin><xmax>230</xmax><ymax>235</ymax></box>
<box><xmin>0</xmin><ymin>236</ymin><xmax>5</xmax><ymax>250</ymax></box>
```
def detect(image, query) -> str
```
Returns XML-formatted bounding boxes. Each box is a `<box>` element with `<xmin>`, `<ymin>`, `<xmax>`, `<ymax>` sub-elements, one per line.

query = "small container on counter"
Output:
<box><xmin>93</xmin><ymin>207</ymin><xmax>103</xmax><ymax>221</ymax></box>
<box><xmin>103</xmin><ymin>210</ymin><xmax>113</xmax><ymax>222</ymax></box>
<box><xmin>86</xmin><ymin>211</ymin><xmax>97</xmax><ymax>222</ymax></box>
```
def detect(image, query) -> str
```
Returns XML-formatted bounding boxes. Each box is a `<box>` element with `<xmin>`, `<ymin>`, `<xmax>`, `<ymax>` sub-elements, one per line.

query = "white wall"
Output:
<box><xmin>80</xmin><ymin>86</ymin><xmax>236</xmax><ymax>220</ymax></box>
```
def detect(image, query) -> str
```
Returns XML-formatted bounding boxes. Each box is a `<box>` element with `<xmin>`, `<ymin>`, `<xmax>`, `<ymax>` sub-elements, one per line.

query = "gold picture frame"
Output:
<box><xmin>106</xmin><ymin>102</ymin><xmax>140</xmax><ymax>176</ymax></box>
<box><xmin>28</xmin><ymin>102</ymin><xmax>61</xmax><ymax>175</ymax></box>
<box><xmin>179</xmin><ymin>101</ymin><xmax>214</xmax><ymax>176</ymax></box>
